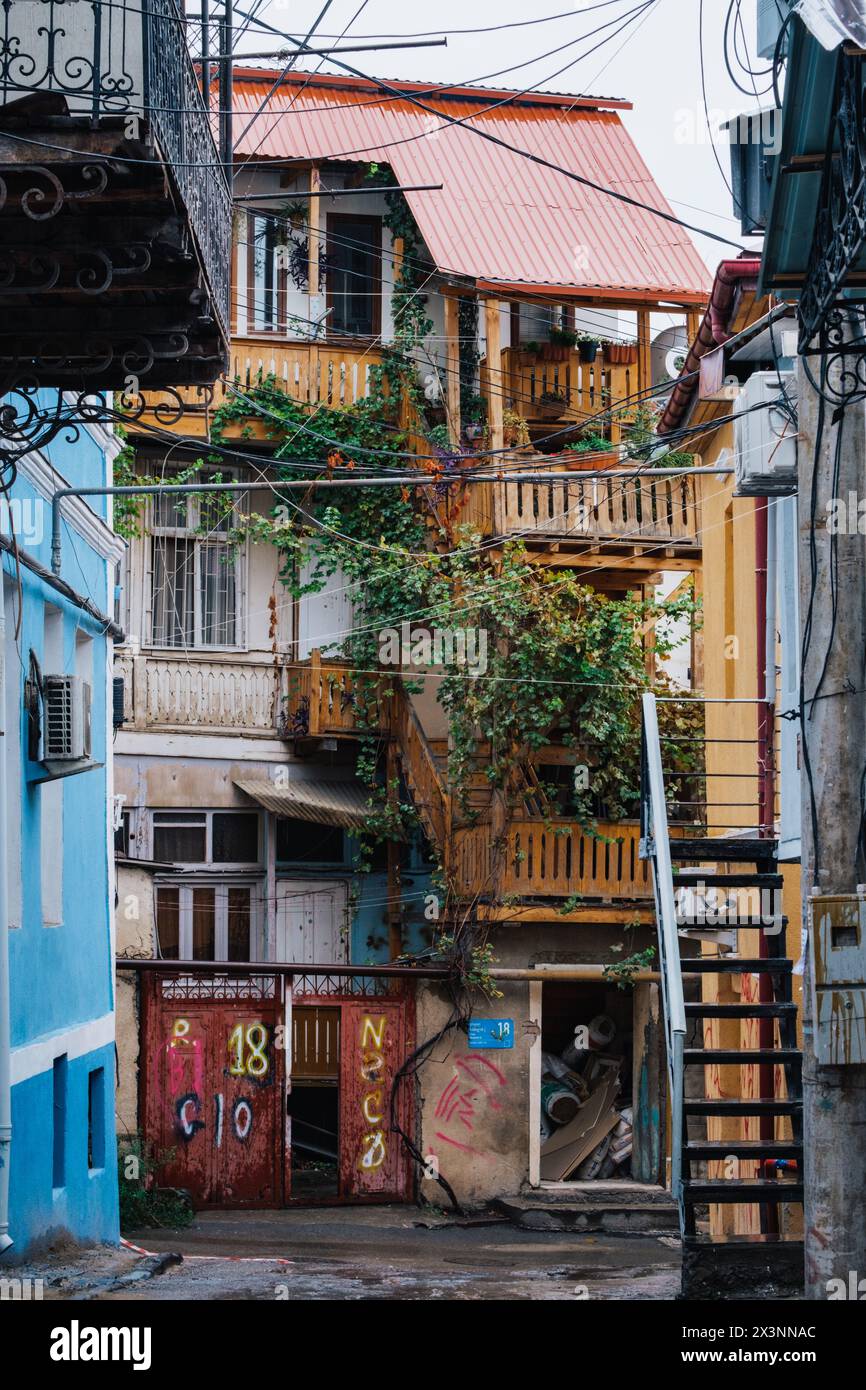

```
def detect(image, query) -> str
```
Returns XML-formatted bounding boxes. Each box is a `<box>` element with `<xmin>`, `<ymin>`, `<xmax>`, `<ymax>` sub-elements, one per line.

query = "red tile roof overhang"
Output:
<box><xmin>230</xmin><ymin>70</ymin><xmax>711</xmax><ymax>305</ymax></box>
<box><xmin>657</xmin><ymin>257</ymin><xmax>762</xmax><ymax>435</ymax></box>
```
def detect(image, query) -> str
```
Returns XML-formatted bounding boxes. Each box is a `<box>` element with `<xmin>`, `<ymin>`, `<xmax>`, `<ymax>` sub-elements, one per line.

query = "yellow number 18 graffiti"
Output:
<box><xmin>227</xmin><ymin>1022</ymin><xmax>270</xmax><ymax>1077</ymax></box>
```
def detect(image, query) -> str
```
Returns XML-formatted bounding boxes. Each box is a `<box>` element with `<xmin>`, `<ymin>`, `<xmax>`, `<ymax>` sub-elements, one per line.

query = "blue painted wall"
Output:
<box><xmin>2</xmin><ymin>398</ymin><xmax>119</xmax><ymax>1254</ymax></box>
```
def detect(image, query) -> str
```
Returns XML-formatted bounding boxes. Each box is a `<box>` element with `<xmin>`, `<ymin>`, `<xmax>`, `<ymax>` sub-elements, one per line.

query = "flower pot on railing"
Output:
<box><xmin>606</xmin><ymin>343</ymin><xmax>639</xmax><ymax>366</ymax></box>
<box><xmin>538</xmin><ymin>392</ymin><xmax>568</xmax><ymax>421</ymax></box>
<box><xmin>578</xmin><ymin>338</ymin><xmax>601</xmax><ymax>364</ymax></box>
<box><xmin>564</xmin><ymin>446</ymin><xmax>621</xmax><ymax>471</ymax></box>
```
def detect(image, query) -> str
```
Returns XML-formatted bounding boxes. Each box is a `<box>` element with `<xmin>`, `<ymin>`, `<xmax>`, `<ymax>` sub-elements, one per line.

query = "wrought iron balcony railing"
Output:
<box><xmin>0</xmin><ymin>0</ymin><xmax>230</xmax><ymax>350</ymax></box>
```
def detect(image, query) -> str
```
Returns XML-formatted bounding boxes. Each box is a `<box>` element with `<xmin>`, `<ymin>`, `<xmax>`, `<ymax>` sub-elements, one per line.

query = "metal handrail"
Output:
<box><xmin>639</xmin><ymin>692</ymin><xmax>686</xmax><ymax>1224</ymax></box>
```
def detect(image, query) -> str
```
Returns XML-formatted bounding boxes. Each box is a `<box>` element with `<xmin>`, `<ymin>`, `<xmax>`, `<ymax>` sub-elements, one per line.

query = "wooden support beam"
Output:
<box><xmin>308</xmin><ymin>164</ymin><xmax>322</xmax><ymax>299</ymax></box>
<box><xmin>485</xmin><ymin>298</ymin><xmax>505</xmax><ymax>453</ymax></box>
<box><xmin>444</xmin><ymin>292</ymin><xmax>462</xmax><ymax>446</ymax></box>
<box><xmin>637</xmin><ymin>308</ymin><xmax>652</xmax><ymax>400</ymax></box>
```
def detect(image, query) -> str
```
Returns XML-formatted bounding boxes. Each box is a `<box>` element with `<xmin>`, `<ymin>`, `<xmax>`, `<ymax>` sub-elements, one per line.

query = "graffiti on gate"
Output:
<box><xmin>357</xmin><ymin>1014</ymin><xmax>388</xmax><ymax>1172</ymax></box>
<box><xmin>433</xmin><ymin>1054</ymin><xmax>508</xmax><ymax>1156</ymax></box>
<box><xmin>161</xmin><ymin>1018</ymin><xmax>205</xmax><ymax>1144</ymax></box>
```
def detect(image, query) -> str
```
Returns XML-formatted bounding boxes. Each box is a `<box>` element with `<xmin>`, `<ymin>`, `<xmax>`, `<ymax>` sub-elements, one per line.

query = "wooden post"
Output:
<box><xmin>444</xmin><ymin>293</ymin><xmax>462</xmax><ymax>447</ymax></box>
<box><xmin>637</xmin><ymin>308</ymin><xmax>652</xmax><ymax>402</ymax></box>
<box><xmin>308</xmin><ymin>164</ymin><xmax>322</xmax><ymax>301</ymax></box>
<box><xmin>686</xmin><ymin>308</ymin><xmax>703</xmax><ymax>346</ymax></box>
<box><xmin>386</xmin><ymin>742</ymin><xmax>403</xmax><ymax>961</ymax></box>
<box><xmin>308</xmin><ymin>647</ymin><xmax>321</xmax><ymax>737</ymax></box>
<box><xmin>485</xmin><ymin>298</ymin><xmax>505</xmax><ymax>453</ymax></box>
<box><xmin>797</xmin><ymin>352</ymin><xmax>866</xmax><ymax>1297</ymax></box>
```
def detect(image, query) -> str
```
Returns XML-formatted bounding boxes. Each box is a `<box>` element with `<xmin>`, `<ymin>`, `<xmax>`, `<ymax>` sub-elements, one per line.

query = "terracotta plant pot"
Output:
<box><xmin>606</xmin><ymin>344</ymin><xmax>638</xmax><ymax>366</ymax></box>
<box><xmin>564</xmin><ymin>447</ymin><xmax>620</xmax><ymax>471</ymax></box>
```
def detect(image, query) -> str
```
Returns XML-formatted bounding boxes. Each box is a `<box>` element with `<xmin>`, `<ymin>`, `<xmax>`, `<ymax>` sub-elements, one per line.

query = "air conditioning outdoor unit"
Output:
<box><xmin>734</xmin><ymin>371</ymin><xmax>798</xmax><ymax>497</ymax></box>
<box><xmin>43</xmin><ymin>674</ymin><xmax>91</xmax><ymax>761</ymax></box>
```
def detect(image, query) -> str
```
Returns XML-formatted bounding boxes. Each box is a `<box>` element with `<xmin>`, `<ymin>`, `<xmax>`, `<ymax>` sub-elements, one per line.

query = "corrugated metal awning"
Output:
<box><xmin>235</xmin><ymin>778</ymin><xmax>372</xmax><ymax>830</ymax></box>
<box><xmin>231</xmin><ymin>70</ymin><xmax>710</xmax><ymax>303</ymax></box>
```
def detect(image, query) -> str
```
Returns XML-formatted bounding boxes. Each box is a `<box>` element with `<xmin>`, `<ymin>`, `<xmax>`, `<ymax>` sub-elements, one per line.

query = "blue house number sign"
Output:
<box><xmin>468</xmin><ymin>1019</ymin><xmax>514</xmax><ymax>1050</ymax></box>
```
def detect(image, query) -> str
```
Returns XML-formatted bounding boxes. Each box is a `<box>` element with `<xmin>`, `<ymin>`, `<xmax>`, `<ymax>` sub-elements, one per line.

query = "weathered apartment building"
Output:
<box><xmin>112</xmin><ymin>68</ymin><xmax>723</xmax><ymax>1218</ymax></box>
<box><xmin>0</xmin><ymin>0</ymin><xmax>230</xmax><ymax>1253</ymax></box>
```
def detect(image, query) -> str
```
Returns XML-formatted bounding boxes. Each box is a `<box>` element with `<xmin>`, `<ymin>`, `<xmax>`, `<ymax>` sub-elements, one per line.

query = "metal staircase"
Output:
<box><xmin>640</xmin><ymin>693</ymin><xmax>804</xmax><ymax>1298</ymax></box>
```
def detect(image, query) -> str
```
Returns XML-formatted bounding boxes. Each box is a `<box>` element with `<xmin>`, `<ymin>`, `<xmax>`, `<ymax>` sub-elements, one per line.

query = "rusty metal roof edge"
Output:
<box><xmin>229</xmin><ymin>66</ymin><xmax>633</xmax><ymax>110</ymax></box>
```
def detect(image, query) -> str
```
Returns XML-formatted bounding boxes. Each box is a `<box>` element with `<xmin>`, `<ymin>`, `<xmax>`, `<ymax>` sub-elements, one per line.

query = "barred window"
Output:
<box><xmin>148</xmin><ymin>470</ymin><xmax>243</xmax><ymax>650</ymax></box>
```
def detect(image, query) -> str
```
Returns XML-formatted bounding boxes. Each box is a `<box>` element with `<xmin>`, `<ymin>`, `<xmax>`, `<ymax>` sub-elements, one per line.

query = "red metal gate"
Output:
<box><xmin>142</xmin><ymin>972</ymin><xmax>285</xmax><ymax>1208</ymax></box>
<box><xmin>338</xmin><ymin>997</ymin><xmax>414</xmax><ymax>1201</ymax></box>
<box><xmin>140</xmin><ymin>970</ymin><xmax>415</xmax><ymax>1207</ymax></box>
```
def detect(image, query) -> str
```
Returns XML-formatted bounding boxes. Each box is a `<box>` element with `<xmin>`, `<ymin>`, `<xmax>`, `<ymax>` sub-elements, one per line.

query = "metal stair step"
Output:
<box><xmin>672</xmin><ymin>872</ymin><xmax>784</xmax><ymax>890</ymax></box>
<box><xmin>669</xmin><ymin>838</ymin><xmax>778</xmax><ymax>864</ymax></box>
<box><xmin>684</xmin><ymin>1001</ymin><xmax>797</xmax><ymax>1019</ymax></box>
<box><xmin>682</xmin><ymin>957</ymin><xmax>792</xmax><ymax>973</ymax></box>
<box><xmin>684</xmin><ymin>1097</ymin><xmax>802</xmax><ymax>1117</ymax></box>
<box><xmin>684</xmin><ymin>1138</ymin><xmax>802</xmax><ymax>1160</ymax></box>
<box><xmin>682</xmin><ymin>1179</ymin><xmax>803</xmax><ymax>1204</ymax></box>
<box><xmin>677</xmin><ymin>919</ymin><xmax>788</xmax><ymax>932</ymax></box>
<box><xmin>683</xmin><ymin>1048</ymin><xmax>801</xmax><ymax>1065</ymax></box>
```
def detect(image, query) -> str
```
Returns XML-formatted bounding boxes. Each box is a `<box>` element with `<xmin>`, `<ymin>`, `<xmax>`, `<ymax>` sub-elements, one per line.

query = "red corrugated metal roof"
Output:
<box><xmin>231</xmin><ymin>71</ymin><xmax>711</xmax><ymax>303</ymax></box>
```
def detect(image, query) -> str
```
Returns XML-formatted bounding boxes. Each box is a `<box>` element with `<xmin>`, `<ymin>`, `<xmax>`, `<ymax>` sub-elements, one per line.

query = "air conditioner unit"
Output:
<box><xmin>43</xmin><ymin>674</ymin><xmax>91</xmax><ymax>761</ymax></box>
<box><xmin>734</xmin><ymin>371</ymin><xmax>798</xmax><ymax>496</ymax></box>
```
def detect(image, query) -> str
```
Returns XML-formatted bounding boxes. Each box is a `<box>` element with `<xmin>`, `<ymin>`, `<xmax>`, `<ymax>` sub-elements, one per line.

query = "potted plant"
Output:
<box><xmin>282</xmin><ymin>199</ymin><xmax>308</xmax><ymax>230</ymax></box>
<box><xmin>545</xmin><ymin>326</ymin><xmax>578</xmax><ymax>362</ymax></box>
<box><xmin>606</xmin><ymin>338</ymin><xmax>639</xmax><ymax>366</ymax></box>
<box><xmin>564</xmin><ymin>430</ymin><xmax>621</xmax><ymax>470</ymax></box>
<box><xmin>503</xmin><ymin>409</ymin><xmax>531</xmax><ymax>449</ymax></box>
<box><xmin>519</xmin><ymin>340</ymin><xmax>542</xmax><ymax>366</ymax></box>
<box><xmin>578</xmin><ymin>333</ymin><xmax>601</xmax><ymax>364</ymax></box>
<box><xmin>462</xmin><ymin>394</ymin><xmax>489</xmax><ymax>450</ymax></box>
<box><xmin>538</xmin><ymin>388</ymin><xmax>568</xmax><ymax>420</ymax></box>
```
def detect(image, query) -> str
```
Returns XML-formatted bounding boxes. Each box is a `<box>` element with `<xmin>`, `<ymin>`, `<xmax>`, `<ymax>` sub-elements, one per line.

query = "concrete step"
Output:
<box><xmin>495</xmin><ymin>1187</ymin><xmax>679</xmax><ymax>1236</ymax></box>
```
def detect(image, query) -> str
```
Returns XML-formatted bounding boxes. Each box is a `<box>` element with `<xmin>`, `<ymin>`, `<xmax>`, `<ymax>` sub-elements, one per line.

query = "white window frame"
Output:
<box><xmin>149</xmin><ymin>809</ymin><xmax>262</xmax><ymax>867</ymax></box>
<box><xmin>154</xmin><ymin>879</ymin><xmax>263</xmax><ymax>962</ymax></box>
<box><xmin>145</xmin><ymin>467</ymin><xmax>248</xmax><ymax>653</ymax></box>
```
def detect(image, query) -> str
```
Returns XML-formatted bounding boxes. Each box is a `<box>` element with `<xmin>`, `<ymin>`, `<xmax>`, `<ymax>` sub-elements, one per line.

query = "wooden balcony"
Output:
<box><xmin>0</xmin><ymin>0</ymin><xmax>230</xmax><ymax>388</ymax></box>
<box><xmin>493</xmin><ymin>347</ymin><xmax>640</xmax><ymax>438</ymax></box>
<box><xmin>289</xmin><ymin>651</ymin><xmax>391</xmax><ymax>740</ymax></box>
<box><xmin>117</xmin><ymin>651</ymin><xmax>285</xmax><ymax>735</ymax></box>
<box><xmin>135</xmin><ymin>336</ymin><xmax>387</xmax><ymax>438</ymax></box>
<box><xmin>447</xmin><ymin>466</ymin><xmax>701</xmax><ymax>558</ymax></box>
<box><xmin>454</xmin><ymin>819</ymin><xmax>654</xmax><ymax>901</ymax></box>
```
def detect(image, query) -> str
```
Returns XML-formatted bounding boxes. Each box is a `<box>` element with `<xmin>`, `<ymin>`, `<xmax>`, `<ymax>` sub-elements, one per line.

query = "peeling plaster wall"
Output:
<box><xmin>416</xmin><ymin>923</ymin><xmax>662</xmax><ymax>1207</ymax></box>
<box><xmin>115</xmin><ymin>866</ymin><xmax>157</xmax><ymax>1137</ymax></box>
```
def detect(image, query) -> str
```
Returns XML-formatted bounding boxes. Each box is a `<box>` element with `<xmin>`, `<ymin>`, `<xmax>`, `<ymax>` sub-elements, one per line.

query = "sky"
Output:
<box><xmin>223</xmin><ymin>0</ymin><xmax>770</xmax><ymax>277</ymax></box>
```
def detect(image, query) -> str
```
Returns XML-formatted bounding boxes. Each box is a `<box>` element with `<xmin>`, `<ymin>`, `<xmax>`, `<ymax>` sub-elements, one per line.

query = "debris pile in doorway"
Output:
<box><xmin>539</xmin><ymin>1015</ymin><xmax>633</xmax><ymax>1181</ymax></box>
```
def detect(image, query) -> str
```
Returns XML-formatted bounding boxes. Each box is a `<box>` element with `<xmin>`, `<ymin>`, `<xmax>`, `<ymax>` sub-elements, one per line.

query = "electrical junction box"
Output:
<box><xmin>809</xmin><ymin>893</ymin><xmax>866</xmax><ymax>1066</ymax></box>
<box><xmin>734</xmin><ymin>370</ymin><xmax>798</xmax><ymax>496</ymax></box>
<box><xmin>725</xmin><ymin>108</ymin><xmax>782</xmax><ymax>236</ymax></box>
<box><xmin>757</xmin><ymin>0</ymin><xmax>792</xmax><ymax>58</ymax></box>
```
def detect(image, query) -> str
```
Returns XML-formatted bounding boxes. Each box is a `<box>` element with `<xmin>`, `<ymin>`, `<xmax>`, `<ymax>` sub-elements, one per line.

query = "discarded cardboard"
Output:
<box><xmin>539</xmin><ymin>1073</ymin><xmax>621</xmax><ymax>1181</ymax></box>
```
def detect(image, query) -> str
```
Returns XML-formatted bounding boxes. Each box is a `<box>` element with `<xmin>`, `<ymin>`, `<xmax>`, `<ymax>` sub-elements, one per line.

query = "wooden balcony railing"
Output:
<box><xmin>135</xmin><ymin>337</ymin><xmax>387</xmax><ymax>437</ymax></box>
<box><xmin>496</xmin><ymin>347</ymin><xmax>639</xmax><ymax>437</ymax></box>
<box><xmin>290</xmin><ymin>651</ymin><xmax>390</xmax><ymax>738</ymax></box>
<box><xmin>453</xmin><ymin>820</ymin><xmax>654</xmax><ymax>900</ymax></box>
<box><xmin>446</xmin><ymin>469</ymin><xmax>700</xmax><ymax>547</ymax></box>
<box><xmin>116</xmin><ymin>651</ymin><xmax>283</xmax><ymax>733</ymax></box>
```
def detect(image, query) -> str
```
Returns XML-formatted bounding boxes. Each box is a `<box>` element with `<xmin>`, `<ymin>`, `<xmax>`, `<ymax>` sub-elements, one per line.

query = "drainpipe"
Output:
<box><xmin>0</xmin><ymin>601</ymin><xmax>12</xmax><ymax>1252</ymax></box>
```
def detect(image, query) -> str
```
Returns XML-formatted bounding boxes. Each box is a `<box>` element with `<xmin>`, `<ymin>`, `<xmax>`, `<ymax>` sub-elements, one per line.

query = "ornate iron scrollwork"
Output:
<box><xmin>798</xmin><ymin>50</ymin><xmax>866</xmax><ymax>352</ymax></box>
